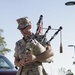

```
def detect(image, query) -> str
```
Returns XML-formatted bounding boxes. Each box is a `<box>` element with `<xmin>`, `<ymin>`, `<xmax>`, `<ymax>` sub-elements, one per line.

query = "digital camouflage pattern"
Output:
<box><xmin>14</xmin><ymin>34</ymin><xmax>48</xmax><ymax>75</ymax></box>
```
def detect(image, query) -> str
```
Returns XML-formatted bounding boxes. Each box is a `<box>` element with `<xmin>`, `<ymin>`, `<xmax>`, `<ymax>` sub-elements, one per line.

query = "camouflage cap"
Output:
<box><xmin>16</xmin><ymin>17</ymin><xmax>31</xmax><ymax>29</ymax></box>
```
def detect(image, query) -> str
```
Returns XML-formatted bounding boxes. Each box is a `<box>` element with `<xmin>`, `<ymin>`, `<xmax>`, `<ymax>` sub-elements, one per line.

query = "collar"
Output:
<box><xmin>23</xmin><ymin>33</ymin><xmax>35</xmax><ymax>42</ymax></box>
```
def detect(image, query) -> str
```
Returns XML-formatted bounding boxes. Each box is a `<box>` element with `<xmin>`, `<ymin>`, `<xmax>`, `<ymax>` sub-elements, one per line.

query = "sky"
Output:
<box><xmin>0</xmin><ymin>0</ymin><xmax>75</xmax><ymax>75</ymax></box>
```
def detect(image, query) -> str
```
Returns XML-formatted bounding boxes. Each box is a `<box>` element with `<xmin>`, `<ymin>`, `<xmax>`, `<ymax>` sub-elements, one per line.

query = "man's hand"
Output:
<box><xmin>18</xmin><ymin>58</ymin><xmax>27</xmax><ymax>67</ymax></box>
<box><xmin>16</xmin><ymin>54</ymin><xmax>37</xmax><ymax>67</ymax></box>
<box><xmin>24</xmin><ymin>54</ymin><xmax>36</xmax><ymax>63</ymax></box>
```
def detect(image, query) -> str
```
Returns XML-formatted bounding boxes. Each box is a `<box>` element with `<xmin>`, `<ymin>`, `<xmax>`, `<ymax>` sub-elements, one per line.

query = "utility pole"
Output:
<box><xmin>68</xmin><ymin>45</ymin><xmax>75</xmax><ymax>65</ymax></box>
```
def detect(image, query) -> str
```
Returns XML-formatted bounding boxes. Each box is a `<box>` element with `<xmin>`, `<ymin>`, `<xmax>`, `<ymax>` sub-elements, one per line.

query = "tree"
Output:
<box><xmin>0</xmin><ymin>29</ymin><xmax>11</xmax><ymax>55</ymax></box>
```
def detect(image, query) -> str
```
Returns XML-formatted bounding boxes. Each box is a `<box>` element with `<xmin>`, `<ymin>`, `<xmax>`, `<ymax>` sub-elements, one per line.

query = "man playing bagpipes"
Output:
<box><xmin>14</xmin><ymin>15</ymin><xmax>54</xmax><ymax>75</ymax></box>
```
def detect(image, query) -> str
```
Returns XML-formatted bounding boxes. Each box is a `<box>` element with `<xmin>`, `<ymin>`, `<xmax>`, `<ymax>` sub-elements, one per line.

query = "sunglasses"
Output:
<box><xmin>19</xmin><ymin>25</ymin><xmax>29</xmax><ymax>30</ymax></box>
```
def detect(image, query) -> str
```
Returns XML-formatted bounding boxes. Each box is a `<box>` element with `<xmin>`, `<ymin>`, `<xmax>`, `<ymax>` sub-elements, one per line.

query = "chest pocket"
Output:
<box><xmin>18</xmin><ymin>43</ymin><xmax>27</xmax><ymax>59</ymax></box>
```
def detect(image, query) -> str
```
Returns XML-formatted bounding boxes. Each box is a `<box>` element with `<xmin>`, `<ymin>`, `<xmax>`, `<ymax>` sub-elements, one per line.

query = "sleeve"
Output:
<box><xmin>14</xmin><ymin>42</ymin><xmax>19</xmax><ymax>58</ymax></box>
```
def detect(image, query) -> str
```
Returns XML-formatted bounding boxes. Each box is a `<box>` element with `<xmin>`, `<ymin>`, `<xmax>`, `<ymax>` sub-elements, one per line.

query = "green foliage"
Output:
<box><xmin>0</xmin><ymin>29</ymin><xmax>11</xmax><ymax>55</ymax></box>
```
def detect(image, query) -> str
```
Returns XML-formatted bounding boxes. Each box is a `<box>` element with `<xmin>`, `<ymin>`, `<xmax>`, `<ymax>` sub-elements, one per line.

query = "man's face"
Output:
<box><xmin>20</xmin><ymin>26</ymin><xmax>30</xmax><ymax>37</ymax></box>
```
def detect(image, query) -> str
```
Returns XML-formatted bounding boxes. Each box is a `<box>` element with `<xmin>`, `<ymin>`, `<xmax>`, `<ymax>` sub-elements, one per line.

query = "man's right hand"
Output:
<box><xmin>19</xmin><ymin>58</ymin><xmax>27</xmax><ymax>67</ymax></box>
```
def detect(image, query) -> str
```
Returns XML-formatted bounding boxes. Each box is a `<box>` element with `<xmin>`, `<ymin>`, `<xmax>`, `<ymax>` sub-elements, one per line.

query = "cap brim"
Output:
<box><xmin>17</xmin><ymin>24</ymin><xmax>28</xmax><ymax>29</ymax></box>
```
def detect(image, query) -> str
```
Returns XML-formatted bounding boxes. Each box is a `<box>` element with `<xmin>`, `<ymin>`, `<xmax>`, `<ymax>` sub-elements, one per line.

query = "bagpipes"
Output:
<box><xmin>25</xmin><ymin>15</ymin><xmax>63</xmax><ymax>62</ymax></box>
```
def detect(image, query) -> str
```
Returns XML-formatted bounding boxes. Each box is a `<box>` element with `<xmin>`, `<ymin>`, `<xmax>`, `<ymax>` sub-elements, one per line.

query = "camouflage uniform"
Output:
<box><xmin>14</xmin><ymin>16</ymin><xmax>50</xmax><ymax>75</ymax></box>
<box><xmin>14</xmin><ymin>34</ymin><xmax>47</xmax><ymax>75</ymax></box>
